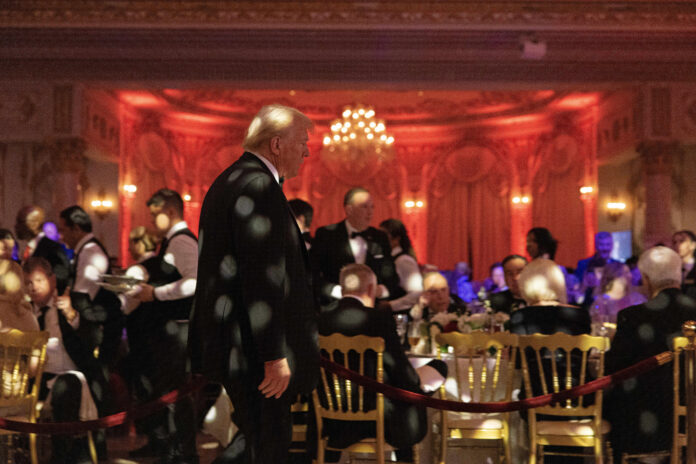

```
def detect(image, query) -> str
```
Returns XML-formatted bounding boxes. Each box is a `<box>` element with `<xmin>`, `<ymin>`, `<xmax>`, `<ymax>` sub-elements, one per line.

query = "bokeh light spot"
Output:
<box><xmin>235</xmin><ymin>196</ymin><xmax>255</xmax><ymax>218</ymax></box>
<box><xmin>220</xmin><ymin>255</ymin><xmax>237</xmax><ymax>280</ymax></box>
<box><xmin>249</xmin><ymin>301</ymin><xmax>272</xmax><ymax>331</ymax></box>
<box><xmin>248</xmin><ymin>215</ymin><xmax>271</xmax><ymax>240</ymax></box>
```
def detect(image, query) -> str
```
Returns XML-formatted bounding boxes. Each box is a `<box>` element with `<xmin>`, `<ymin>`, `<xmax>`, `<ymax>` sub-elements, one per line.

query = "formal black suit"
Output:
<box><xmin>314</xmin><ymin>297</ymin><xmax>427</xmax><ymax>461</ymax></box>
<box><xmin>604</xmin><ymin>288</ymin><xmax>696</xmax><ymax>461</ymax></box>
<box><xmin>311</xmin><ymin>222</ymin><xmax>401</xmax><ymax>305</ymax></box>
<box><xmin>189</xmin><ymin>152</ymin><xmax>319</xmax><ymax>463</ymax></box>
<box><xmin>489</xmin><ymin>289</ymin><xmax>526</xmax><ymax>315</ymax></box>
<box><xmin>31</xmin><ymin>236</ymin><xmax>71</xmax><ymax>294</ymax></box>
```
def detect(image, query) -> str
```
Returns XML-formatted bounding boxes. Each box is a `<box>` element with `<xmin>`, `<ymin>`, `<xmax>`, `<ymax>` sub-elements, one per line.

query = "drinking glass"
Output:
<box><xmin>394</xmin><ymin>314</ymin><xmax>408</xmax><ymax>345</ymax></box>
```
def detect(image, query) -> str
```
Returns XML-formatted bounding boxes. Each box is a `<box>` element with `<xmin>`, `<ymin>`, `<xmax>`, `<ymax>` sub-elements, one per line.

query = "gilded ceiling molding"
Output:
<box><xmin>3</xmin><ymin>1</ymin><xmax>696</xmax><ymax>29</ymax></box>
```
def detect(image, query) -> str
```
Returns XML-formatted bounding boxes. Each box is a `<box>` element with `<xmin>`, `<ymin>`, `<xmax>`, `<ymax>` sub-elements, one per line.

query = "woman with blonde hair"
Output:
<box><xmin>0</xmin><ymin>259</ymin><xmax>38</xmax><ymax>332</ymax></box>
<box><xmin>510</xmin><ymin>258</ymin><xmax>590</xmax><ymax>336</ymax></box>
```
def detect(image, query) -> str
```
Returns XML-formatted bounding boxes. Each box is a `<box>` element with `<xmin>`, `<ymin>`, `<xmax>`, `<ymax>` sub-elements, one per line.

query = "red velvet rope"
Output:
<box><xmin>319</xmin><ymin>351</ymin><xmax>674</xmax><ymax>413</ymax></box>
<box><xmin>0</xmin><ymin>375</ymin><xmax>207</xmax><ymax>435</ymax></box>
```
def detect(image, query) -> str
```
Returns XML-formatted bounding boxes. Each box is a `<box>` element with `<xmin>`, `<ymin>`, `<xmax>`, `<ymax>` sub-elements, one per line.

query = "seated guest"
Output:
<box><xmin>316</xmin><ymin>263</ymin><xmax>446</xmax><ymax>463</ymax></box>
<box><xmin>483</xmin><ymin>261</ymin><xmax>506</xmax><ymax>294</ymax></box>
<box><xmin>0</xmin><ymin>259</ymin><xmax>38</xmax><ymax>332</ymax></box>
<box><xmin>510</xmin><ymin>258</ymin><xmax>591</xmax><ymax>336</ymax></box>
<box><xmin>574</xmin><ymin>231</ymin><xmax>617</xmax><ymax>282</ymax></box>
<box><xmin>379</xmin><ymin>218</ymin><xmax>423</xmax><ymax>313</ymax></box>
<box><xmin>15</xmin><ymin>205</ymin><xmax>71</xmax><ymax>293</ymax></box>
<box><xmin>672</xmin><ymin>229</ymin><xmax>696</xmax><ymax>297</ymax></box>
<box><xmin>605</xmin><ymin>246</ymin><xmax>696</xmax><ymax>462</ymax></box>
<box><xmin>24</xmin><ymin>257</ymin><xmax>103</xmax><ymax>464</ymax></box>
<box><xmin>288</xmin><ymin>198</ymin><xmax>314</xmax><ymax>250</ymax></box>
<box><xmin>0</xmin><ymin>228</ymin><xmax>19</xmax><ymax>262</ymax></box>
<box><xmin>489</xmin><ymin>254</ymin><xmax>528</xmax><ymax>314</ymax></box>
<box><xmin>410</xmin><ymin>272</ymin><xmax>467</xmax><ymax>322</ymax></box>
<box><xmin>590</xmin><ymin>261</ymin><xmax>646</xmax><ymax>324</ymax></box>
<box><xmin>446</xmin><ymin>261</ymin><xmax>476</xmax><ymax>303</ymax></box>
<box><xmin>526</xmin><ymin>227</ymin><xmax>558</xmax><ymax>261</ymax></box>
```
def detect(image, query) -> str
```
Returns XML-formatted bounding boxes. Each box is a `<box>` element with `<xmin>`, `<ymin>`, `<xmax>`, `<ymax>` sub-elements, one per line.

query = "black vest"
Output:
<box><xmin>147</xmin><ymin>228</ymin><xmax>198</xmax><ymax>323</ymax></box>
<box><xmin>72</xmin><ymin>236</ymin><xmax>124</xmax><ymax>366</ymax></box>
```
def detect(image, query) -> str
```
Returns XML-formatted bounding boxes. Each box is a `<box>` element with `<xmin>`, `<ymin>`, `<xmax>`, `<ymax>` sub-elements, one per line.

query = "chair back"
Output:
<box><xmin>436</xmin><ymin>332</ymin><xmax>518</xmax><ymax>403</ymax></box>
<box><xmin>0</xmin><ymin>330</ymin><xmax>49</xmax><ymax>421</ymax></box>
<box><xmin>672</xmin><ymin>336</ymin><xmax>688</xmax><ymax>463</ymax></box>
<box><xmin>518</xmin><ymin>333</ymin><xmax>609</xmax><ymax>418</ymax></box>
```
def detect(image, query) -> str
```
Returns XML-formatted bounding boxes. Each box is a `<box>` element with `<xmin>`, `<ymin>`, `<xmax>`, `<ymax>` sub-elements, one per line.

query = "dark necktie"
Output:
<box><xmin>37</xmin><ymin>305</ymin><xmax>49</xmax><ymax>330</ymax></box>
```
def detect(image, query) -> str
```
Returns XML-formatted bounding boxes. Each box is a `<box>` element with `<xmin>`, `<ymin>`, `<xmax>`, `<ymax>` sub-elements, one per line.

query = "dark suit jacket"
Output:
<box><xmin>32</xmin><ymin>236</ymin><xmax>71</xmax><ymax>294</ymax></box>
<box><xmin>605</xmin><ymin>288</ymin><xmax>696</xmax><ymax>457</ymax></box>
<box><xmin>316</xmin><ymin>297</ymin><xmax>426</xmax><ymax>450</ymax></box>
<box><xmin>189</xmin><ymin>152</ymin><xmax>319</xmax><ymax>397</ymax></box>
<box><xmin>489</xmin><ymin>289</ymin><xmax>526</xmax><ymax>315</ymax></box>
<box><xmin>311</xmin><ymin>222</ymin><xmax>401</xmax><ymax>304</ymax></box>
<box><xmin>510</xmin><ymin>304</ymin><xmax>592</xmax><ymax>415</ymax></box>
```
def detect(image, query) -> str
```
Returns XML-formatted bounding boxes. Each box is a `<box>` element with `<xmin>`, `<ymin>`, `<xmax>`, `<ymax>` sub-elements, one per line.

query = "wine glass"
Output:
<box><xmin>407</xmin><ymin>320</ymin><xmax>422</xmax><ymax>351</ymax></box>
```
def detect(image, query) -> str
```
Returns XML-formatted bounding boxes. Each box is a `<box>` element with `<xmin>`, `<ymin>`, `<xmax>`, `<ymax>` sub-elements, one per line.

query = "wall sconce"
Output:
<box><xmin>512</xmin><ymin>196</ymin><xmax>531</xmax><ymax>204</ymax></box>
<box><xmin>404</xmin><ymin>200</ymin><xmax>424</xmax><ymax>209</ymax></box>
<box><xmin>183</xmin><ymin>194</ymin><xmax>192</xmax><ymax>202</ymax></box>
<box><xmin>90</xmin><ymin>189</ymin><xmax>114</xmax><ymax>220</ymax></box>
<box><xmin>606</xmin><ymin>201</ymin><xmax>627</xmax><ymax>222</ymax></box>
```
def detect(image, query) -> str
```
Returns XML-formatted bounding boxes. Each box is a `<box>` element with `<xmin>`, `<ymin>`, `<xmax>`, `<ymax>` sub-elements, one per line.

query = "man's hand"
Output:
<box><xmin>55</xmin><ymin>287</ymin><xmax>77</xmax><ymax>323</ymax></box>
<box><xmin>258</xmin><ymin>357</ymin><xmax>291</xmax><ymax>399</ymax></box>
<box><xmin>137</xmin><ymin>283</ymin><xmax>155</xmax><ymax>302</ymax></box>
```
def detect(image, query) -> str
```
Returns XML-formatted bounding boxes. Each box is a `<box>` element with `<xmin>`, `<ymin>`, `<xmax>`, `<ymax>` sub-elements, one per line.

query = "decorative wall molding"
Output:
<box><xmin>3</xmin><ymin>1</ymin><xmax>696</xmax><ymax>30</ymax></box>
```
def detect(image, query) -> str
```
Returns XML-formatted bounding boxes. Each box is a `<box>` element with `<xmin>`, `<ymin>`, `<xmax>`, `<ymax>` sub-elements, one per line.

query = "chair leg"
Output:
<box><xmin>595</xmin><ymin>437</ymin><xmax>603</xmax><ymax>464</ymax></box>
<box><xmin>87</xmin><ymin>431</ymin><xmax>97</xmax><ymax>464</ymax></box>
<box><xmin>29</xmin><ymin>432</ymin><xmax>38</xmax><ymax>464</ymax></box>
<box><xmin>529</xmin><ymin>439</ymin><xmax>537</xmax><ymax>464</ymax></box>
<box><xmin>317</xmin><ymin>439</ymin><xmax>325</xmax><ymax>464</ymax></box>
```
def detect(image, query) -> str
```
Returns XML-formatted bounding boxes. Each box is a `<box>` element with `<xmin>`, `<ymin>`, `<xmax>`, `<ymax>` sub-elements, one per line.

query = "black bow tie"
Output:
<box><xmin>351</xmin><ymin>230</ymin><xmax>369</xmax><ymax>240</ymax></box>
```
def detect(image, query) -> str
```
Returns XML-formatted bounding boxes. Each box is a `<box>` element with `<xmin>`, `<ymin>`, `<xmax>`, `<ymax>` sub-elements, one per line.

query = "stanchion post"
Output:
<box><xmin>683</xmin><ymin>320</ymin><xmax>696</xmax><ymax>464</ymax></box>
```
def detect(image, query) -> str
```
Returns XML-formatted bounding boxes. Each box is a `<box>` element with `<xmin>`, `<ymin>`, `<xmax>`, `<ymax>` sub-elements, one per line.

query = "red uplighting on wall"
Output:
<box><xmin>118</xmin><ymin>91</ymin><xmax>164</xmax><ymax>107</ymax></box>
<box><xmin>554</xmin><ymin>93</ymin><xmax>599</xmax><ymax>110</ymax></box>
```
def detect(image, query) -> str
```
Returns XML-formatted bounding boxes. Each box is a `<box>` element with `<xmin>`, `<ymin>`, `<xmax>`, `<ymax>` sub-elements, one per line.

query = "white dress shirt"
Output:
<box><xmin>389</xmin><ymin>246</ymin><xmax>423</xmax><ymax>312</ymax></box>
<box><xmin>345</xmin><ymin>220</ymin><xmax>367</xmax><ymax>265</ymax></box>
<box><xmin>73</xmin><ymin>233</ymin><xmax>110</xmax><ymax>301</ymax></box>
<box><xmin>249</xmin><ymin>151</ymin><xmax>280</xmax><ymax>184</ymax></box>
<box><xmin>153</xmin><ymin>221</ymin><xmax>198</xmax><ymax>301</ymax></box>
<box><xmin>33</xmin><ymin>298</ymin><xmax>78</xmax><ymax>374</ymax></box>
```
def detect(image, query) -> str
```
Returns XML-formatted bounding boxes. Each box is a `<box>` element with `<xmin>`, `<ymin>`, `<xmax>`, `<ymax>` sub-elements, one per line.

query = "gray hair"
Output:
<box><xmin>242</xmin><ymin>104</ymin><xmax>313</xmax><ymax>153</ymax></box>
<box><xmin>518</xmin><ymin>258</ymin><xmax>567</xmax><ymax>305</ymax></box>
<box><xmin>339</xmin><ymin>263</ymin><xmax>376</xmax><ymax>296</ymax></box>
<box><xmin>638</xmin><ymin>246</ymin><xmax>682</xmax><ymax>292</ymax></box>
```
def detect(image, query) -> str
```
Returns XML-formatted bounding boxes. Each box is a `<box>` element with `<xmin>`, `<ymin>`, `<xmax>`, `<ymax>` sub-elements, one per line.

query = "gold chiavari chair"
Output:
<box><xmin>312</xmin><ymin>333</ymin><xmax>419</xmax><ymax>464</ymax></box>
<box><xmin>0</xmin><ymin>329</ymin><xmax>49</xmax><ymax>464</ymax></box>
<box><xmin>519</xmin><ymin>333</ymin><xmax>610</xmax><ymax>464</ymax></box>
<box><xmin>434</xmin><ymin>332</ymin><xmax>518</xmax><ymax>464</ymax></box>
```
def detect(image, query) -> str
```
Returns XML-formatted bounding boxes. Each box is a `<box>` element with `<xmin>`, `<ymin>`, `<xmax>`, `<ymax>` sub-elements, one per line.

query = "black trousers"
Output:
<box><xmin>44</xmin><ymin>373</ymin><xmax>93</xmax><ymax>464</ymax></box>
<box><xmin>214</xmin><ymin>377</ymin><xmax>293</xmax><ymax>464</ymax></box>
<box><xmin>140</xmin><ymin>319</ymin><xmax>198</xmax><ymax>460</ymax></box>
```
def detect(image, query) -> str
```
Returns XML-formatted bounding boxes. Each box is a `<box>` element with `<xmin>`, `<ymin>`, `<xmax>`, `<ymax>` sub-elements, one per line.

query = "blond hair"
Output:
<box><xmin>518</xmin><ymin>258</ymin><xmax>567</xmax><ymax>305</ymax></box>
<box><xmin>242</xmin><ymin>105</ymin><xmax>313</xmax><ymax>153</ymax></box>
<box><xmin>638</xmin><ymin>246</ymin><xmax>682</xmax><ymax>292</ymax></box>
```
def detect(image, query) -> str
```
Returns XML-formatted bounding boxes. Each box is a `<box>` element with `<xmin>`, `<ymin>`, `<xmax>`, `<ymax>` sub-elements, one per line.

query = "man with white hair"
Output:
<box><xmin>190</xmin><ymin>104</ymin><xmax>318</xmax><ymax>464</ymax></box>
<box><xmin>605</xmin><ymin>246</ymin><xmax>696</xmax><ymax>462</ymax></box>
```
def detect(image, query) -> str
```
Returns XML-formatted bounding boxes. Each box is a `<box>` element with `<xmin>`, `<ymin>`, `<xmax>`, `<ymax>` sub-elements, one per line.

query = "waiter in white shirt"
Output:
<box><xmin>131</xmin><ymin>188</ymin><xmax>199</xmax><ymax>464</ymax></box>
<box><xmin>58</xmin><ymin>205</ymin><xmax>123</xmax><ymax>461</ymax></box>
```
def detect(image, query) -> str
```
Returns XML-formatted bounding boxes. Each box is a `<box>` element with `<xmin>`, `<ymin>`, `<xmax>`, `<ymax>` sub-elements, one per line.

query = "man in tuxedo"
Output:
<box><xmin>316</xmin><ymin>263</ymin><xmax>445</xmax><ymax>463</ymax></box>
<box><xmin>24</xmin><ymin>257</ymin><xmax>105</xmax><ymax>464</ymax></box>
<box><xmin>605</xmin><ymin>246</ymin><xmax>696</xmax><ymax>462</ymax></box>
<box><xmin>490</xmin><ymin>254</ymin><xmax>528</xmax><ymax>314</ymax></box>
<box><xmin>15</xmin><ymin>205</ymin><xmax>70</xmax><ymax>292</ymax></box>
<box><xmin>311</xmin><ymin>187</ymin><xmax>401</xmax><ymax>305</ymax></box>
<box><xmin>288</xmin><ymin>198</ymin><xmax>314</xmax><ymax>250</ymax></box>
<box><xmin>129</xmin><ymin>188</ymin><xmax>199</xmax><ymax>464</ymax></box>
<box><xmin>189</xmin><ymin>104</ymin><xmax>319</xmax><ymax>464</ymax></box>
<box><xmin>409</xmin><ymin>272</ymin><xmax>467</xmax><ymax>322</ymax></box>
<box><xmin>574</xmin><ymin>231</ymin><xmax>617</xmax><ymax>282</ymax></box>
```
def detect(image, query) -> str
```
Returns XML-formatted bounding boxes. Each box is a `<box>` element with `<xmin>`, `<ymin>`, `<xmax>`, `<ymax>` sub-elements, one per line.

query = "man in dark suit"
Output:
<box><xmin>24</xmin><ymin>257</ymin><xmax>106</xmax><ymax>464</ymax></box>
<box><xmin>311</xmin><ymin>187</ymin><xmax>401</xmax><ymax>305</ymax></box>
<box><xmin>605</xmin><ymin>246</ymin><xmax>696</xmax><ymax>462</ymax></box>
<box><xmin>15</xmin><ymin>205</ymin><xmax>71</xmax><ymax>293</ymax></box>
<box><xmin>490</xmin><ymin>254</ymin><xmax>528</xmax><ymax>314</ymax></box>
<box><xmin>288</xmin><ymin>198</ymin><xmax>314</xmax><ymax>250</ymax></box>
<box><xmin>574</xmin><ymin>231</ymin><xmax>618</xmax><ymax>282</ymax></box>
<box><xmin>189</xmin><ymin>104</ymin><xmax>319</xmax><ymax>464</ymax></box>
<box><xmin>315</xmin><ymin>263</ymin><xmax>444</xmax><ymax>463</ymax></box>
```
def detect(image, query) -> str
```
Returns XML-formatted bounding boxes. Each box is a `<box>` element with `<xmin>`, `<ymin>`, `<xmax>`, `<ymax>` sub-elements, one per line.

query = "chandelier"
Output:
<box><xmin>322</xmin><ymin>105</ymin><xmax>394</xmax><ymax>161</ymax></box>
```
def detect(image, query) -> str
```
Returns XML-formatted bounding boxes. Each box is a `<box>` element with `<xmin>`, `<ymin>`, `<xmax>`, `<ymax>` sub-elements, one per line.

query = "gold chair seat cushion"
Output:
<box><xmin>536</xmin><ymin>419</ymin><xmax>610</xmax><ymax>437</ymax></box>
<box><xmin>441</xmin><ymin>411</ymin><xmax>505</xmax><ymax>430</ymax></box>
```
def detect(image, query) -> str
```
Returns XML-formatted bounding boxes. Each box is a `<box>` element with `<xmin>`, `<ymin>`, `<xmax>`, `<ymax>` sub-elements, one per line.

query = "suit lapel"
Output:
<box><xmin>337</xmin><ymin>221</ymin><xmax>356</xmax><ymax>263</ymax></box>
